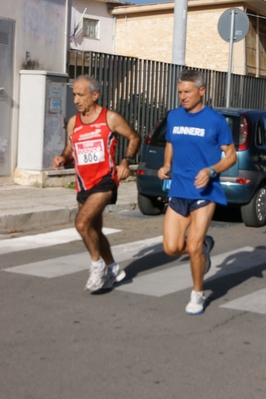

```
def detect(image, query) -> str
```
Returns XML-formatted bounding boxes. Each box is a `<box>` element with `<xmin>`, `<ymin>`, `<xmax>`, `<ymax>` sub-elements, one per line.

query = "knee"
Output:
<box><xmin>186</xmin><ymin>240</ymin><xmax>202</xmax><ymax>259</ymax></box>
<box><xmin>163</xmin><ymin>240</ymin><xmax>184</xmax><ymax>257</ymax></box>
<box><xmin>75</xmin><ymin>215</ymin><xmax>88</xmax><ymax>236</ymax></box>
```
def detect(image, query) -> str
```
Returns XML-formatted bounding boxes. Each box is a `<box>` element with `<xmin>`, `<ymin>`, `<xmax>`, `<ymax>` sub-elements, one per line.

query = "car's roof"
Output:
<box><xmin>214</xmin><ymin>107</ymin><xmax>266</xmax><ymax>116</ymax></box>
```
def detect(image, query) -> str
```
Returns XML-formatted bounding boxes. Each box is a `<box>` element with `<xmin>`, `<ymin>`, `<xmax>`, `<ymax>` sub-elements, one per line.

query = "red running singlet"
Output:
<box><xmin>70</xmin><ymin>108</ymin><xmax>118</xmax><ymax>192</ymax></box>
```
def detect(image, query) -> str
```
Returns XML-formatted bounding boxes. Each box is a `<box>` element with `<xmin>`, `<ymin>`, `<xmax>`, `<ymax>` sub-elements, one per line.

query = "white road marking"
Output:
<box><xmin>0</xmin><ymin>234</ymin><xmax>266</xmax><ymax>314</ymax></box>
<box><xmin>117</xmin><ymin>246</ymin><xmax>266</xmax><ymax>297</ymax></box>
<box><xmin>220</xmin><ymin>288</ymin><xmax>266</xmax><ymax>314</ymax></box>
<box><xmin>3</xmin><ymin>236</ymin><xmax>163</xmax><ymax>278</ymax></box>
<box><xmin>3</xmin><ymin>241</ymin><xmax>265</xmax><ymax>285</ymax></box>
<box><xmin>0</xmin><ymin>227</ymin><xmax>121</xmax><ymax>255</ymax></box>
<box><xmin>3</xmin><ymin>234</ymin><xmax>266</xmax><ymax>314</ymax></box>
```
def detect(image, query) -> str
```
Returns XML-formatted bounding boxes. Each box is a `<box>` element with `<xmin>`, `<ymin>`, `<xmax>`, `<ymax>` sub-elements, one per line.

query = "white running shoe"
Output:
<box><xmin>102</xmin><ymin>264</ymin><xmax>126</xmax><ymax>289</ymax></box>
<box><xmin>85</xmin><ymin>262</ymin><xmax>107</xmax><ymax>292</ymax></box>
<box><xmin>185</xmin><ymin>291</ymin><xmax>206</xmax><ymax>315</ymax></box>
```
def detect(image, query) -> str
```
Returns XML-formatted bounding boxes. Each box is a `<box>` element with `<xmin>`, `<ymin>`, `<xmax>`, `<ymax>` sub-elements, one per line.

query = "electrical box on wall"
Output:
<box><xmin>17</xmin><ymin>70</ymin><xmax>68</xmax><ymax>171</ymax></box>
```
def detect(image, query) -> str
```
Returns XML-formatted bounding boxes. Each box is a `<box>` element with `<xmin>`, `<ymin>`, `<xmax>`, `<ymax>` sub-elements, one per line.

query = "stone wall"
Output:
<box><xmin>114</xmin><ymin>3</ymin><xmax>245</xmax><ymax>74</ymax></box>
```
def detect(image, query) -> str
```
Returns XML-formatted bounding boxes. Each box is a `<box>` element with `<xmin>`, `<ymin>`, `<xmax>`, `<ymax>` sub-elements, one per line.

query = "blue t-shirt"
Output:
<box><xmin>165</xmin><ymin>106</ymin><xmax>234</xmax><ymax>205</ymax></box>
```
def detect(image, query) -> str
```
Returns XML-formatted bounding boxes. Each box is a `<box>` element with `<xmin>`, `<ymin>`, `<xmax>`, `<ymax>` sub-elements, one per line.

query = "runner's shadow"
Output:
<box><xmin>204</xmin><ymin>245</ymin><xmax>266</xmax><ymax>308</ymax></box>
<box><xmin>120</xmin><ymin>242</ymin><xmax>184</xmax><ymax>284</ymax></box>
<box><xmin>124</xmin><ymin>244</ymin><xmax>178</xmax><ymax>282</ymax></box>
<box><xmin>92</xmin><ymin>242</ymin><xmax>177</xmax><ymax>294</ymax></box>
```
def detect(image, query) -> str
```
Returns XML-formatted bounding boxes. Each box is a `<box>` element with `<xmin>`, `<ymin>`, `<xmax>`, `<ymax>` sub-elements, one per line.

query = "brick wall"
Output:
<box><xmin>114</xmin><ymin>5</ymin><xmax>245</xmax><ymax>74</ymax></box>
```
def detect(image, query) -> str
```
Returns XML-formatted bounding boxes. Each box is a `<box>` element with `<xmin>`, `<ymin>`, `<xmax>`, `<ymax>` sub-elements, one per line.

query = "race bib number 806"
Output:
<box><xmin>76</xmin><ymin>139</ymin><xmax>105</xmax><ymax>165</ymax></box>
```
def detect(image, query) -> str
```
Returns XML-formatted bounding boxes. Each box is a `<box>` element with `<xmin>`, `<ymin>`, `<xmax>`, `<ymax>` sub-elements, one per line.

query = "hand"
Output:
<box><xmin>158</xmin><ymin>166</ymin><xmax>170</xmax><ymax>180</ymax></box>
<box><xmin>117</xmin><ymin>159</ymin><xmax>131</xmax><ymax>181</ymax></box>
<box><xmin>194</xmin><ymin>168</ymin><xmax>211</xmax><ymax>189</ymax></box>
<box><xmin>52</xmin><ymin>156</ymin><xmax>66</xmax><ymax>170</ymax></box>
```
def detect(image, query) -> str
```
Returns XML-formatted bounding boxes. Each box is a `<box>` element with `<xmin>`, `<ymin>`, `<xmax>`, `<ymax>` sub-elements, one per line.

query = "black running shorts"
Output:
<box><xmin>77</xmin><ymin>175</ymin><xmax>117</xmax><ymax>205</ymax></box>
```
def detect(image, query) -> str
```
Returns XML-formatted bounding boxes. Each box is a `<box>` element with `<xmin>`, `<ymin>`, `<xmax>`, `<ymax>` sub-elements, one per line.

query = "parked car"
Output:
<box><xmin>136</xmin><ymin>108</ymin><xmax>266</xmax><ymax>227</ymax></box>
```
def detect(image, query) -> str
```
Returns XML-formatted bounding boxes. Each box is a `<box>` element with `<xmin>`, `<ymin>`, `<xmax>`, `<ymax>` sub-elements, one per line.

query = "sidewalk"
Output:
<box><xmin>0</xmin><ymin>180</ymin><xmax>138</xmax><ymax>235</ymax></box>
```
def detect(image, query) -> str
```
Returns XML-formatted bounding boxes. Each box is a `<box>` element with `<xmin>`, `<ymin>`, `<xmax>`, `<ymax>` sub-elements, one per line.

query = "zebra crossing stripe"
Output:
<box><xmin>116</xmin><ymin>246</ymin><xmax>266</xmax><ymax>297</ymax></box>
<box><xmin>0</xmin><ymin>227</ymin><xmax>121</xmax><ymax>255</ymax></box>
<box><xmin>3</xmin><ymin>234</ymin><xmax>266</xmax><ymax>314</ymax></box>
<box><xmin>2</xmin><ymin>236</ymin><xmax>163</xmax><ymax>278</ymax></box>
<box><xmin>220</xmin><ymin>288</ymin><xmax>266</xmax><ymax>314</ymax></box>
<box><xmin>3</xmin><ymin>241</ymin><xmax>265</xmax><ymax>292</ymax></box>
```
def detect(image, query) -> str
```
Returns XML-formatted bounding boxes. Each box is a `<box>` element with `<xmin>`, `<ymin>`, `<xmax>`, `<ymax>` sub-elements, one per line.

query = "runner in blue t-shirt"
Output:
<box><xmin>158</xmin><ymin>70</ymin><xmax>237</xmax><ymax>315</ymax></box>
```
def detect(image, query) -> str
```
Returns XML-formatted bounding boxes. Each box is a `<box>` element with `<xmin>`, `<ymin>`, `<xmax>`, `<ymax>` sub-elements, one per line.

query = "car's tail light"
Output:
<box><xmin>145</xmin><ymin>137</ymin><xmax>151</xmax><ymax>145</ymax></box>
<box><xmin>236</xmin><ymin>178</ymin><xmax>252</xmax><ymax>184</ymax></box>
<box><xmin>137</xmin><ymin>169</ymin><xmax>144</xmax><ymax>175</ymax></box>
<box><xmin>239</xmin><ymin>114</ymin><xmax>252</xmax><ymax>151</ymax></box>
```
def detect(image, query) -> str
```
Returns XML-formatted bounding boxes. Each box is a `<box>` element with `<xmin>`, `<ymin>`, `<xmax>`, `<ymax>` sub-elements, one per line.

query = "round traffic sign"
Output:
<box><xmin>218</xmin><ymin>8</ymin><xmax>250</xmax><ymax>43</ymax></box>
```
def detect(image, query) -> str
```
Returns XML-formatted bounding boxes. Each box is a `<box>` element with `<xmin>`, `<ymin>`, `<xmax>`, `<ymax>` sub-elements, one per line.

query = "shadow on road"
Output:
<box><xmin>124</xmin><ymin>249</ymin><xmax>176</xmax><ymax>280</ymax></box>
<box><xmin>204</xmin><ymin>245</ymin><xmax>266</xmax><ymax>308</ymax></box>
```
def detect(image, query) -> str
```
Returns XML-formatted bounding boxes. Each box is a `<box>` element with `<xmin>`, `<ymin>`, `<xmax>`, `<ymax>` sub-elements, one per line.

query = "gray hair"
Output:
<box><xmin>178</xmin><ymin>70</ymin><xmax>205</xmax><ymax>89</ymax></box>
<box><xmin>75</xmin><ymin>75</ymin><xmax>100</xmax><ymax>93</ymax></box>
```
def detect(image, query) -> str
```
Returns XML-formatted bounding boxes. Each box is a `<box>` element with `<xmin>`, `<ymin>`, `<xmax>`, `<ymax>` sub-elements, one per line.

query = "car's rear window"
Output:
<box><xmin>149</xmin><ymin>114</ymin><xmax>240</xmax><ymax>147</ymax></box>
<box><xmin>150</xmin><ymin>117</ymin><xmax>167</xmax><ymax>147</ymax></box>
<box><xmin>222</xmin><ymin>115</ymin><xmax>240</xmax><ymax>147</ymax></box>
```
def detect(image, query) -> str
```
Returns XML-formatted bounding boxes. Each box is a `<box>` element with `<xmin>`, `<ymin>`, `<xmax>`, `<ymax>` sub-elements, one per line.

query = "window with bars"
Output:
<box><xmin>83</xmin><ymin>18</ymin><xmax>99</xmax><ymax>39</ymax></box>
<box><xmin>246</xmin><ymin>9</ymin><xmax>266</xmax><ymax>77</ymax></box>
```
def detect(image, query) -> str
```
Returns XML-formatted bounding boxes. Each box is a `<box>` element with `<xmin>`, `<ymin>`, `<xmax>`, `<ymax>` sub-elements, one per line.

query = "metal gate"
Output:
<box><xmin>68</xmin><ymin>50</ymin><xmax>266</xmax><ymax>163</ymax></box>
<box><xmin>0</xmin><ymin>18</ymin><xmax>14</xmax><ymax>176</ymax></box>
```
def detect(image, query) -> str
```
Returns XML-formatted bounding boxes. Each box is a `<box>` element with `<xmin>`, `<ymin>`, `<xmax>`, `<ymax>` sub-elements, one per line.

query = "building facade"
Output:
<box><xmin>0</xmin><ymin>0</ymin><xmax>71</xmax><ymax>183</ymax></box>
<box><xmin>111</xmin><ymin>0</ymin><xmax>266</xmax><ymax>77</ymax></box>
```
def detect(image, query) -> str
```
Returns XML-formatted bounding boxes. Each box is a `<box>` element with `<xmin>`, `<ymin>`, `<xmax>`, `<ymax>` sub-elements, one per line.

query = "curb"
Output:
<box><xmin>0</xmin><ymin>202</ymin><xmax>138</xmax><ymax>234</ymax></box>
<box><xmin>0</xmin><ymin>206</ymin><xmax>78</xmax><ymax>234</ymax></box>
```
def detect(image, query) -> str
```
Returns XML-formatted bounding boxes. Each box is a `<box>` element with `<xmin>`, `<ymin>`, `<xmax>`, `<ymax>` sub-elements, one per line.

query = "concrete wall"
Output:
<box><xmin>0</xmin><ymin>0</ymin><xmax>70</xmax><ymax>182</ymax></box>
<box><xmin>0</xmin><ymin>0</ymin><xmax>69</xmax><ymax>75</ymax></box>
<box><xmin>70</xmin><ymin>0</ymin><xmax>115</xmax><ymax>53</ymax></box>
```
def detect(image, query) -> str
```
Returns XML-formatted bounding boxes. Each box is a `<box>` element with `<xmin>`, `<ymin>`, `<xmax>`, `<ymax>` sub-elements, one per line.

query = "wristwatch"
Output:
<box><xmin>209</xmin><ymin>166</ymin><xmax>217</xmax><ymax>178</ymax></box>
<box><xmin>123</xmin><ymin>156</ymin><xmax>135</xmax><ymax>165</ymax></box>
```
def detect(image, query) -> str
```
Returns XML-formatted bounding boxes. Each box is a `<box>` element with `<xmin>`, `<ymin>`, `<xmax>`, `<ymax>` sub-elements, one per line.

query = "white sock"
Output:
<box><xmin>91</xmin><ymin>259</ymin><xmax>103</xmax><ymax>267</ymax></box>
<box><xmin>192</xmin><ymin>290</ymin><xmax>204</xmax><ymax>297</ymax></box>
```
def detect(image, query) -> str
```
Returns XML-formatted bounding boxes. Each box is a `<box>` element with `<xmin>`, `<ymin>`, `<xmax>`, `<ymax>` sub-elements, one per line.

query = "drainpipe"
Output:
<box><xmin>64</xmin><ymin>0</ymin><xmax>72</xmax><ymax>73</ymax></box>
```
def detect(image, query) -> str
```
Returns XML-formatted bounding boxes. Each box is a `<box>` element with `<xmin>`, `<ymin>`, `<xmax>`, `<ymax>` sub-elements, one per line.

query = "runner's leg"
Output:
<box><xmin>186</xmin><ymin>202</ymin><xmax>216</xmax><ymax>292</ymax></box>
<box><xmin>163</xmin><ymin>205</ymin><xmax>191</xmax><ymax>257</ymax></box>
<box><xmin>75</xmin><ymin>191</ymin><xmax>113</xmax><ymax>263</ymax></box>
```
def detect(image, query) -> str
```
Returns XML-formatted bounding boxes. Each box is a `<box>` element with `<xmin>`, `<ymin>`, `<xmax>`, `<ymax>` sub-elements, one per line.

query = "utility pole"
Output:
<box><xmin>172</xmin><ymin>0</ymin><xmax>188</xmax><ymax>65</ymax></box>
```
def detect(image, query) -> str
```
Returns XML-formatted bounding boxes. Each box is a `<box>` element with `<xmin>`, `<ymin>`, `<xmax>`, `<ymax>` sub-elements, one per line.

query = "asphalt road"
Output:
<box><xmin>1</xmin><ymin>209</ymin><xmax>266</xmax><ymax>399</ymax></box>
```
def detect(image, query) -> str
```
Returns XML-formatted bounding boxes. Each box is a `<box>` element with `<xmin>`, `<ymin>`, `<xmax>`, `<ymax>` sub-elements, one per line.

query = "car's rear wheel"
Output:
<box><xmin>240</xmin><ymin>186</ymin><xmax>266</xmax><ymax>227</ymax></box>
<box><xmin>138</xmin><ymin>193</ymin><xmax>164</xmax><ymax>215</ymax></box>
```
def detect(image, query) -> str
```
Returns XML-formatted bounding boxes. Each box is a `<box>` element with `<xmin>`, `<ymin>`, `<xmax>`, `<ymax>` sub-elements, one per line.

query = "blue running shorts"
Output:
<box><xmin>169</xmin><ymin>197</ymin><xmax>212</xmax><ymax>217</ymax></box>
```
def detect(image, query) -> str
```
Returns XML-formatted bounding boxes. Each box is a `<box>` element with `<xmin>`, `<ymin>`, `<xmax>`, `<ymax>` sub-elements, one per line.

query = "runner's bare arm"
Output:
<box><xmin>107</xmin><ymin>110</ymin><xmax>141</xmax><ymax>180</ymax></box>
<box><xmin>158</xmin><ymin>141</ymin><xmax>172</xmax><ymax>179</ymax></box>
<box><xmin>52</xmin><ymin>116</ymin><xmax>75</xmax><ymax>170</ymax></box>
<box><xmin>212</xmin><ymin>143</ymin><xmax>237</xmax><ymax>174</ymax></box>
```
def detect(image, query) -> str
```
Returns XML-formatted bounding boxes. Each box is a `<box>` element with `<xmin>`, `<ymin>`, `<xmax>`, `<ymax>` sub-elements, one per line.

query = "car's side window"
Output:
<box><xmin>262</xmin><ymin>117</ymin><xmax>266</xmax><ymax>147</ymax></box>
<box><xmin>256</xmin><ymin>124</ymin><xmax>263</xmax><ymax>146</ymax></box>
<box><xmin>256</xmin><ymin>119</ymin><xmax>266</xmax><ymax>147</ymax></box>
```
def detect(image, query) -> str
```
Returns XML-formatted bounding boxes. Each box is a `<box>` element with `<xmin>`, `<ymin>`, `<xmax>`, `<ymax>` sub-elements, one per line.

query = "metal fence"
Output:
<box><xmin>68</xmin><ymin>50</ymin><xmax>266</xmax><ymax>163</ymax></box>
